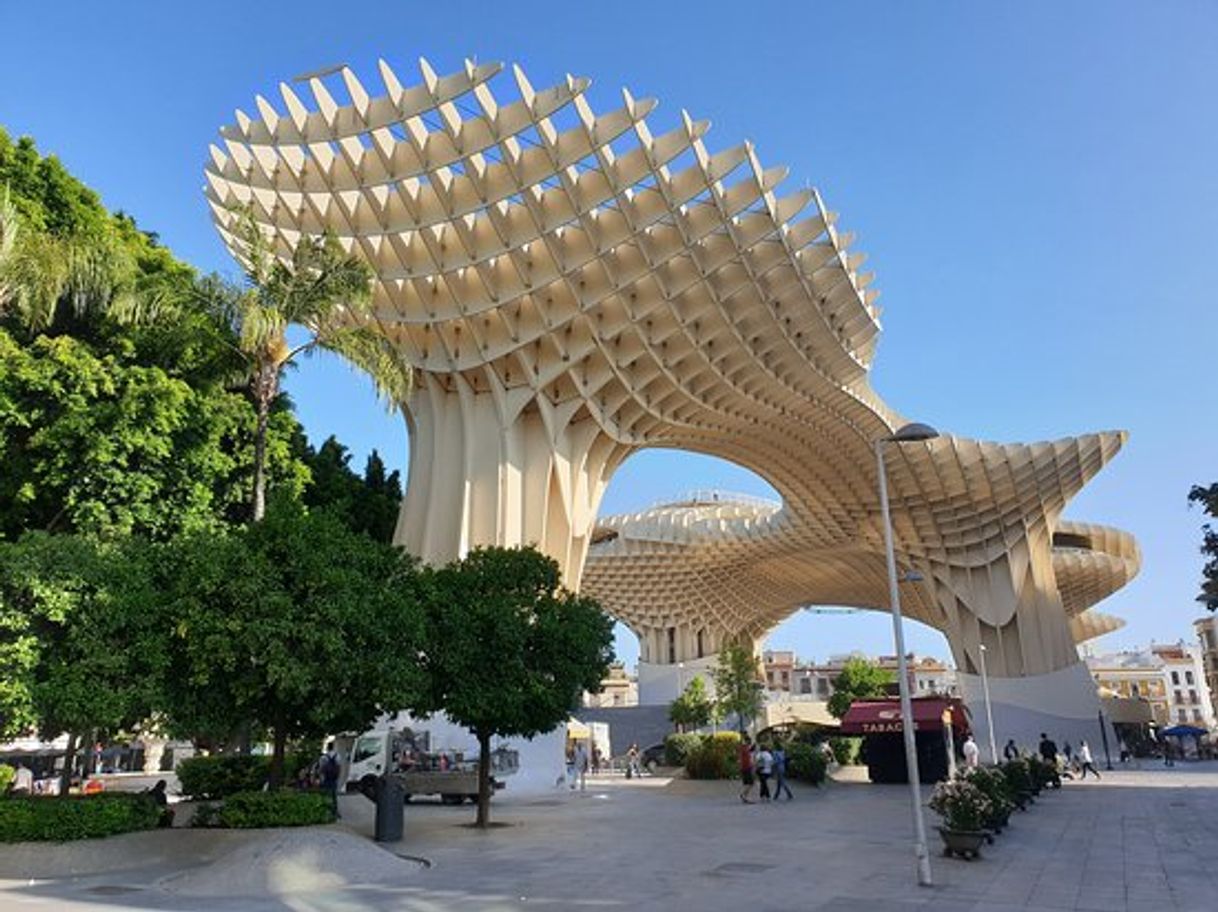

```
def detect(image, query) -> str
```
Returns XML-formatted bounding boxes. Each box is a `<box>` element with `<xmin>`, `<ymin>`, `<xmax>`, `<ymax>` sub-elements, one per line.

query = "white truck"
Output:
<box><xmin>342</xmin><ymin>714</ymin><xmax>519</xmax><ymax>805</ymax></box>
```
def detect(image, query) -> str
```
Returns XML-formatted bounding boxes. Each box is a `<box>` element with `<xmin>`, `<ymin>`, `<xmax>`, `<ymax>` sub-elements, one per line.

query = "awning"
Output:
<box><xmin>1161</xmin><ymin>724</ymin><xmax>1208</xmax><ymax>738</ymax></box>
<box><xmin>566</xmin><ymin>718</ymin><xmax>591</xmax><ymax>739</ymax></box>
<box><xmin>839</xmin><ymin>698</ymin><xmax>969</xmax><ymax>736</ymax></box>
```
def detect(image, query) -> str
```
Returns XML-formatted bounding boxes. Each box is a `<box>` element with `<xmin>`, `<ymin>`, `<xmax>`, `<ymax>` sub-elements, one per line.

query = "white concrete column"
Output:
<box><xmin>395</xmin><ymin>373</ymin><xmax>632</xmax><ymax>588</ymax></box>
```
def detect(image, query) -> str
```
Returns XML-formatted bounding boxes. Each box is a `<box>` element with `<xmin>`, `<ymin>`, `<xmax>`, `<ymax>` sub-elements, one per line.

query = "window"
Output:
<box><xmin>1191</xmin><ymin>690</ymin><xmax>1199</xmax><ymax>705</ymax></box>
<box><xmin>1131</xmin><ymin>683</ymin><xmax>1140</xmax><ymax>696</ymax></box>
<box><xmin>1175</xmin><ymin>690</ymin><xmax>1184</xmax><ymax>705</ymax></box>
<box><xmin>352</xmin><ymin>735</ymin><xmax>383</xmax><ymax>765</ymax></box>
<box><xmin>800</xmin><ymin>678</ymin><xmax>811</xmax><ymax>695</ymax></box>
<box><xmin>1193</xmin><ymin>709</ymin><xmax>1202</xmax><ymax>722</ymax></box>
<box><xmin>1179</xmin><ymin>709</ymin><xmax>1188</xmax><ymax>722</ymax></box>
<box><xmin>1186</xmin><ymin>670</ymin><xmax>1195</xmax><ymax>685</ymax></box>
<box><xmin>1172</xmin><ymin>671</ymin><xmax>1180</xmax><ymax>686</ymax></box>
<box><xmin>696</xmin><ymin>629</ymin><xmax>704</xmax><ymax>659</ymax></box>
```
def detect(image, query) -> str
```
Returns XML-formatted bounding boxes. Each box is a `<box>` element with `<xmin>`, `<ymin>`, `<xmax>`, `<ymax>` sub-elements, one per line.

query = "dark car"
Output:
<box><xmin>639</xmin><ymin>743</ymin><xmax>666</xmax><ymax>771</ymax></box>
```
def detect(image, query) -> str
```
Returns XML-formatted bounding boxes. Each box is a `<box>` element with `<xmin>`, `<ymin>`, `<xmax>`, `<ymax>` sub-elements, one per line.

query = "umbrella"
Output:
<box><xmin>1160</xmin><ymin>724</ymin><xmax>1208</xmax><ymax>738</ymax></box>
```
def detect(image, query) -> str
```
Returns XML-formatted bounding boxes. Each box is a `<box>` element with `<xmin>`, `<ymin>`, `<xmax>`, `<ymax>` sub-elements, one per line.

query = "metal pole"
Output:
<box><xmin>979</xmin><ymin>644</ymin><xmax>998</xmax><ymax>765</ymax></box>
<box><xmin>1098</xmin><ymin>709</ymin><xmax>1113</xmax><ymax>771</ymax></box>
<box><xmin>876</xmin><ymin>440</ymin><xmax>933</xmax><ymax>888</ymax></box>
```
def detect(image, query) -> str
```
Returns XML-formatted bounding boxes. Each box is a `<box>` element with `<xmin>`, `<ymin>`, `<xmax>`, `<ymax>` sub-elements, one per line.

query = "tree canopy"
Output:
<box><xmin>1190</xmin><ymin>483</ymin><xmax>1218</xmax><ymax>611</ymax></box>
<box><xmin>420</xmin><ymin>547</ymin><xmax>614</xmax><ymax>825</ymax></box>
<box><xmin>669</xmin><ymin>675</ymin><xmax>714</xmax><ymax>732</ymax></box>
<box><xmin>149</xmin><ymin>503</ymin><xmax>427</xmax><ymax>786</ymax></box>
<box><xmin>713</xmin><ymin>641</ymin><xmax>764</xmax><ymax>734</ymax></box>
<box><xmin>827</xmin><ymin>656</ymin><xmax>894</xmax><ymax>719</ymax></box>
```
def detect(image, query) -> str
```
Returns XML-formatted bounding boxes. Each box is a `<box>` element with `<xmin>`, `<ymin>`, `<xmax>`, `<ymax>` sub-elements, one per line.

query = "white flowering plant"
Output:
<box><xmin>928</xmin><ymin>779</ymin><xmax>992</xmax><ymax>832</ymax></box>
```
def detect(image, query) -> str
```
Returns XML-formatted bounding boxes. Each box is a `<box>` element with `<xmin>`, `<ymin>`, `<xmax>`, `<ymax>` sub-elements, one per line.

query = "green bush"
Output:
<box><xmin>191</xmin><ymin>790</ymin><xmax>334</xmax><ymax>828</ymax></box>
<box><xmin>0</xmin><ymin>765</ymin><xmax>14</xmax><ymax>795</ymax></box>
<box><xmin>999</xmin><ymin>758</ymin><xmax>1033</xmax><ymax>796</ymax></box>
<box><xmin>177</xmin><ymin>754</ymin><xmax>312</xmax><ymax>799</ymax></box>
<box><xmin>664</xmin><ymin>733</ymin><xmax>703</xmax><ymax>767</ymax></box>
<box><xmin>829</xmin><ymin>736</ymin><xmax>860</xmax><ymax>765</ymax></box>
<box><xmin>0</xmin><ymin>794</ymin><xmax>161</xmax><ymax>842</ymax></box>
<box><xmin>958</xmin><ymin>765</ymin><xmax>1014</xmax><ymax>827</ymax></box>
<box><xmin>685</xmin><ymin>731</ymin><xmax>741</xmax><ymax>780</ymax></box>
<box><xmin>786</xmin><ymin>742</ymin><xmax>827</xmax><ymax>786</ymax></box>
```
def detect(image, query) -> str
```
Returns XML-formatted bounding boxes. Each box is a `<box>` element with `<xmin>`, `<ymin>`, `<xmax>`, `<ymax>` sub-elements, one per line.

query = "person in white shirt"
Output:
<box><xmin>962</xmin><ymin>734</ymin><xmax>980</xmax><ymax>768</ymax></box>
<box><xmin>755</xmin><ymin>746</ymin><xmax>774</xmax><ymax>802</ymax></box>
<box><xmin>1077</xmin><ymin>740</ymin><xmax>1101</xmax><ymax>780</ymax></box>
<box><xmin>12</xmin><ymin>763</ymin><xmax>34</xmax><ymax>794</ymax></box>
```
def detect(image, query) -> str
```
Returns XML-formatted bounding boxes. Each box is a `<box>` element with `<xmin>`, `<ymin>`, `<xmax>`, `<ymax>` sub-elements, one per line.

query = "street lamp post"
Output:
<box><xmin>978</xmin><ymin>644</ymin><xmax>998</xmax><ymax>765</ymax></box>
<box><xmin>875</xmin><ymin>421</ymin><xmax>938</xmax><ymax>888</ymax></box>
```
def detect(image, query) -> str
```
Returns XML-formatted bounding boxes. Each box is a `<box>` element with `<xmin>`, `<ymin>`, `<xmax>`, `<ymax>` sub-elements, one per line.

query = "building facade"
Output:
<box><xmin>767</xmin><ymin>652</ymin><xmax>957</xmax><ymax>701</ymax></box>
<box><xmin>583</xmin><ymin>662</ymin><xmax>639</xmax><ymax>709</ymax></box>
<box><xmin>1087</xmin><ymin>643</ymin><xmax>1214</xmax><ymax>729</ymax></box>
<box><xmin>1194</xmin><ymin>616</ymin><xmax>1218</xmax><ymax>723</ymax></box>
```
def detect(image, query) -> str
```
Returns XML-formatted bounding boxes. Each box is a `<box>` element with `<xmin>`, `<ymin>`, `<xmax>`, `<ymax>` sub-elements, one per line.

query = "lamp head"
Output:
<box><xmin>888</xmin><ymin>422</ymin><xmax>940</xmax><ymax>443</ymax></box>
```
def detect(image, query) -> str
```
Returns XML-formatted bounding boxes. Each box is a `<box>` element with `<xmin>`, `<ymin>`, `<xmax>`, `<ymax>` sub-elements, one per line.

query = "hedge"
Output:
<box><xmin>685</xmin><ymin>732</ymin><xmax>742</xmax><ymax>780</ymax></box>
<box><xmin>664</xmin><ymin>733</ymin><xmax>703</xmax><ymax>767</ymax></box>
<box><xmin>177</xmin><ymin>754</ymin><xmax>311</xmax><ymax>799</ymax></box>
<box><xmin>0</xmin><ymin>793</ymin><xmax>161</xmax><ymax>842</ymax></box>
<box><xmin>191</xmin><ymin>790</ymin><xmax>334</xmax><ymax>829</ymax></box>
<box><xmin>0</xmin><ymin>765</ymin><xmax>14</xmax><ymax>795</ymax></box>
<box><xmin>786</xmin><ymin>742</ymin><xmax>828</xmax><ymax>786</ymax></box>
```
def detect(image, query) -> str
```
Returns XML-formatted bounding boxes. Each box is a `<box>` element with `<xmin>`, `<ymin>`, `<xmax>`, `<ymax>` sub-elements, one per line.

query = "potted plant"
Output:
<box><xmin>928</xmin><ymin>779</ymin><xmax>992</xmax><ymax>860</ymax></box>
<box><xmin>999</xmin><ymin>758</ymin><xmax>1034</xmax><ymax>810</ymax></box>
<box><xmin>959</xmin><ymin>766</ymin><xmax>1015</xmax><ymax>838</ymax></box>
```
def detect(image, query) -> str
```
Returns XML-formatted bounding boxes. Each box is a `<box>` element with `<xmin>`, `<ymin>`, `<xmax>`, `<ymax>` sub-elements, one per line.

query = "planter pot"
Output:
<box><xmin>938</xmin><ymin>827</ymin><xmax>986</xmax><ymax>860</ymax></box>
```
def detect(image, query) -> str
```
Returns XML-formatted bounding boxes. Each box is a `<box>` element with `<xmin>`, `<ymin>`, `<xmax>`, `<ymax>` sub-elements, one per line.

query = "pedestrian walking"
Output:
<box><xmin>1038</xmin><ymin>733</ymin><xmax>1063</xmax><ymax>788</ymax></box>
<box><xmin>738</xmin><ymin>736</ymin><xmax>756</xmax><ymax>803</ymax></box>
<box><xmin>1003</xmin><ymin>738</ymin><xmax>1019</xmax><ymax>761</ymax></box>
<box><xmin>626</xmin><ymin>743</ymin><xmax>641</xmax><ymax>779</ymax></box>
<box><xmin>574</xmin><ymin>741</ymin><xmax>589</xmax><ymax>791</ymax></box>
<box><xmin>771</xmin><ymin>744</ymin><xmax>794</xmax><ymax>800</ymax></box>
<box><xmin>756</xmin><ymin>743</ymin><xmax>773</xmax><ymax>802</ymax></box>
<box><xmin>320</xmin><ymin>743</ymin><xmax>341</xmax><ymax>818</ymax></box>
<box><xmin>1077</xmin><ymin>740</ymin><xmax>1101</xmax><ymax>779</ymax></box>
<box><xmin>962</xmin><ymin>734</ymin><xmax>980</xmax><ymax>768</ymax></box>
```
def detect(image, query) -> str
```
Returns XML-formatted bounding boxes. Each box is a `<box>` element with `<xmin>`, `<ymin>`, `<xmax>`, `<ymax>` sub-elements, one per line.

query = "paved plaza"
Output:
<box><xmin>2</xmin><ymin>765</ymin><xmax>1218</xmax><ymax>911</ymax></box>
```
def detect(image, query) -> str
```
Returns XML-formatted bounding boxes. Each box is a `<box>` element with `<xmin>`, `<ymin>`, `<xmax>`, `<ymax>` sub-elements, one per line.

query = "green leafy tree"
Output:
<box><xmin>0</xmin><ymin>328</ymin><xmax>307</xmax><ymax>540</ymax></box>
<box><xmin>713</xmin><ymin>641</ymin><xmax>764</xmax><ymax>735</ymax></box>
<box><xmin>669</xmin><ymin>675</ymin><xmax>714</xmax><ymax>732</ymax></box>
<box><xmin>0</xmin><ymin>533</ymin><xmax>162</xmax><ymax>793</ymax></box>
<box><xmin>827</xmin><ymin>656</ymin><xmax>894</xmax><ymax>719</ymax></box>
<box><xmin>151</xmin><ymin>503</ymin><xmax>426</xmax><ymax>787</ymax></box>
<box><xmin>420</xmin><ymin>547</ymin><xmax>614</xmax><ymax>826</ymax></box>
<box><xmin>196</xmin><ymin>212</ymin><xmax>410</xmax><ymax>521</ymax></box>
<box><xmin>300</xmin><ymin>436</ymin><xmax>402</xmax><ymax>542</ymax></box>
<box><xmin>1190</xmin><ymin>484</ymin><xmax>1218</xmax><ymax>611</ymax></box>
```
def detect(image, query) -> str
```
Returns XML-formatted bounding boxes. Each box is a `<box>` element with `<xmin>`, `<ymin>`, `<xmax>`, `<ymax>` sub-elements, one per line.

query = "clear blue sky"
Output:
<box><xmin>4</xmin><ymin>1</ymin><xmax>1216</xmax><ymax>668</ymax></box>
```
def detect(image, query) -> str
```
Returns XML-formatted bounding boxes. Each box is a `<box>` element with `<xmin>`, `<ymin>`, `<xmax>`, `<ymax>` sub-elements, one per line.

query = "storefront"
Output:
<box><xmin>839</xmin><ymin>697</ymin><xmax>971</xmax><ymax>784</ymax></box>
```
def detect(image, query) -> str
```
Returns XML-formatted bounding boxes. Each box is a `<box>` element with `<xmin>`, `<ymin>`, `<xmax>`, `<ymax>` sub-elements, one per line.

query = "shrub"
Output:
<box><xmin>0</xmin><ymin>794</ymin><xmax>161</xmax><ymax>842</ymax></box>
<box><xmin>958</xmin><ymin>765</ymin><xmax>1014</xmax><ymax>826</ymax></box>
<box><xmin>828</xmin><ymin>736</ymin><xmax>860</xmax><ymax>765</ymax></box>
<box><xmin>685</xmin><ymin>731</ymin><xmax>741</xmax><ymax>780</ymax></box>
<box><xmin>664</xmin><ymin>733</ymin><xmax>703</xmax><ymax>767</ymax></box>
<box><xmin>191</xmin><ymin>790</ymin><xmax>334</xmax><ymax>828</ymax></box>
<box><xmin>928</xmin><ymin>779</ymin><xmax>992</xmax><ymax>833</ymax></box>
<box><xmin>0</xmin><ymin>765</ymin><xmax>14</xmax><ymax>795</ymax></box>
<box><xmin>786</xmin><ymin>742</ymin><xmax>827</xmax><ymax>786</ymax></box>
<box><xmin>177</xmin><ymin>753</ymin><xmax>312</xmax><ymax>799</ymax></box>
<box><xmin>999</xmin><ymin>758</ymin><xmax>1033</xmax><ymax>796</ymax></box>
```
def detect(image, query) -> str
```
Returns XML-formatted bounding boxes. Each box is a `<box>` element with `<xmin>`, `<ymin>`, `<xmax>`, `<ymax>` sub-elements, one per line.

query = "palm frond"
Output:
<box><xmin>322</xmin><ymin>327</ymin><xmax>413</xmax><ymax>410</ymax></box>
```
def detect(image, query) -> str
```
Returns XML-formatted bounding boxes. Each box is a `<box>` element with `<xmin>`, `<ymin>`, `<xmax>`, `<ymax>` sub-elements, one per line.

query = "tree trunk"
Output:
<box><xmin>59</xmin><ymin>732</ymin><xmax>78</xmax><ymax>798</ymax></box>
<box><xmin>268</xmin><ymin>724</ymin><xmax>286</xmax><ymax>790</ymax></box>
<box><xmin>475</xmin><ymin>730</ymin><xmax>492</xmax><ymax>828</ymax></box>
<box><xmin>251</xmin><ymin>365</ymin><xmax>277</xmax><ymax>523</ymax></box>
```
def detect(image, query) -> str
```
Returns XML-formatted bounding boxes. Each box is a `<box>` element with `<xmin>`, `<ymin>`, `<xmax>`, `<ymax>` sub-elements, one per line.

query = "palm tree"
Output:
<box><xmin>205</xmin><ymin>210</ymin><xmax>412</xmax><ymax>521</ymax></box>
<box><xmin>0</xmin><ymin>186</ymin><xmax>141</xmax><ymax>331</ymax></box>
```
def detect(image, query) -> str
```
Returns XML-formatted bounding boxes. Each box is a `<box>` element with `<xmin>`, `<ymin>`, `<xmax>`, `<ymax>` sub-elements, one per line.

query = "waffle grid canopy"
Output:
<box><xmin>207</xmin><ymin>58</ymin><xmax>1138</xmax><ymax>688</ymax></box>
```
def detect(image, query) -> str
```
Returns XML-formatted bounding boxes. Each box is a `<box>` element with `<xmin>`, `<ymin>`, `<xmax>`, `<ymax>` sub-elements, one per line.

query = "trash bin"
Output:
<box><xmin>374</xmin><ymin>775</ymin><xmax>404</xmax><ymax>843</ymax></box>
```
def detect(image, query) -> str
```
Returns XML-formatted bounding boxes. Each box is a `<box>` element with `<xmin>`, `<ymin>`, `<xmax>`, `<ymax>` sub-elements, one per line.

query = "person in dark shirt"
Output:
<box><xmin>1038</xmin><ymin>733</ymin><xmax>1063</xmax><ymax>788</ymax></box>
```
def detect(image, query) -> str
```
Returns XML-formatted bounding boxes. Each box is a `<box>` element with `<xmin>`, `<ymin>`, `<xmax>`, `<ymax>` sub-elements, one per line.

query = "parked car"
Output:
<box><xmin>640</xmin><ymin>743</ymin><xmax>666</xmax><ymax>771</ymax></box>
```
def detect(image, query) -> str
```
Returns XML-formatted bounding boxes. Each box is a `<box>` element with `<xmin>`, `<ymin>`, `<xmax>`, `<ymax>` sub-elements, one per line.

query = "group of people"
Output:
<box><xmin>736</xmin><ymin>736</ymin><xmax>795</xmax><ymax>804</ymax></box>
<box><xmin>958</xmin><ymin>732</ymin><xmax>1103</xmax><ymax>781</ymax></box>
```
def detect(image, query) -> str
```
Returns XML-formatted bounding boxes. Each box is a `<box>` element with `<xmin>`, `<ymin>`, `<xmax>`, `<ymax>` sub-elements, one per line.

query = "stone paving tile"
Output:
<box><xmin>2</xmin><ymin>765</ymin><xmax>1218</xmax><ymax>910</ymax></box>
